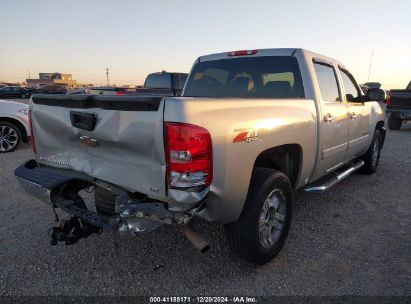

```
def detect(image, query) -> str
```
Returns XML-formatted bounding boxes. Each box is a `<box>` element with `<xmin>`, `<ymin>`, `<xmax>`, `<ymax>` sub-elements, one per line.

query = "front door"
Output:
<box><xmin>339</xmin><ymin>68</ymin><xmax>371</xmax><ymax>157</ymax></box>
<box><xmin>312</xmin><ymin>61</ymin><xmax>349</xmax><ymax>180</ymax></box>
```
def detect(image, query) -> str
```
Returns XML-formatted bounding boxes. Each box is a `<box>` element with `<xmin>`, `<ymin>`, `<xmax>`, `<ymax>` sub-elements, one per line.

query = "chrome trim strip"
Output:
<box><xmin>322</xmin><ymin>142</ymin><xmax>348</xmax><ymax>159</ymax></box>
<box><xmin>349</xmin><ymin>134</ymin><xmax>369</xmax><ymax>148</ymax></box>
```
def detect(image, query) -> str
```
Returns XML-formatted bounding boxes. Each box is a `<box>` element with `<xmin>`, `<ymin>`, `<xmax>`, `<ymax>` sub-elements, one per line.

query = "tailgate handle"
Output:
<box><xmin>70</xmin><ymin>111</ymin><xmax>97</xmax><ymax>131</ymax></box>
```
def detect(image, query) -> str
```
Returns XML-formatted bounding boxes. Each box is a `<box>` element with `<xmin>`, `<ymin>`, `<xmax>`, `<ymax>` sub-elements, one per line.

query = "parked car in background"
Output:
<box><xmin>135</xmin><ymin>71</ymin><xmax>188</xmax><ymax>96</ymax></box>
<box><xmin>33</xmin><ymin>84</ymin><xmax>68</xmax><ymax>94</ymax></box>
<box><xmin>88</xmin><ymin>87</ymin><xmax>130</xmax><ymax>95</ymax></box>
<box><xmin>0</xmin><ymin>100</ymin><xmax>30</xmax><ymax>153</ymax></box>
<box><xmin>0</xmin><ymin>86</ymin><xmax>31</xmax><ymax>99</ymax></box>
<box><xmin>15</xmin><ymin>48</ymin><xmax>386</xmax><ymax>264</ymax></box>
<box><xmin>385</xmin><ymin>81</ymin><xmax>411</xmax><ymax>130</ymax></box>
<box><xmin>67</xmin><ymin>88</ymin><xmax>90</xmax><ymax>95</ymax></box>
<box><xmin>84</xmin><ymin>72</ymin><xmax>188</xmax><ymax>97</ymax></box>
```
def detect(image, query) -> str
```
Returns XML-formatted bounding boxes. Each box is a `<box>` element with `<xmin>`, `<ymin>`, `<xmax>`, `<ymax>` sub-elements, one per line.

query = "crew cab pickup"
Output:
<box><xmin>15</xmin><ymin>49</ymin><xmax>386</xmax><ymax>264</ymax></box>
<box><xmin>386</xmin><ymin>81</ymin><xmax>411</xmax><ymax>130</ymax></box>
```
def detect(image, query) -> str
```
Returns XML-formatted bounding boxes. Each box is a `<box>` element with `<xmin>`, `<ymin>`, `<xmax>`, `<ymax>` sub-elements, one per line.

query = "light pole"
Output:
<box><xmin>106</xmin><ymin>68</ymin><xmax>110</xmax><ymax>86</ymax></box>
<box><xmin>367</xmin><ymin>50</ymin><xmax>374</xmax><ymax>82</ymax></box>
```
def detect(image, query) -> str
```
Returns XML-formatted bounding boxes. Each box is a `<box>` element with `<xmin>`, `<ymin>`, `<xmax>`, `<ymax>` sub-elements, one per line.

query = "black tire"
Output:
<box><xmin>359</xmin><ymin>129</ymin><xmax>382</xmax><ymax>174</ymax></box>
<box><xmin>94</xmin><ymin>187</ymin><xmax>116</xmax><ymax>215</ymax></box>
<box><xmin>225</xmin><ymin>168</ymin><xmax>293</xmax><ymax>265</ymax></box>
<box><xmin>388</xmin><ymin>118</ymin><xmax>402</xmax><ymax>130</ymax></box>
<box><xmin>0</xmin><ymin>121</ymin><xmax>21</xmax><ymax>153</ymax></box>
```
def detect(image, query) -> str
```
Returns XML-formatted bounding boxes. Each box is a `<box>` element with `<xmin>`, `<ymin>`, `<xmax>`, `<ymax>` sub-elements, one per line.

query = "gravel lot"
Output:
<box><xmin>0</xmin><ymin>102</ymin><xmax>410</xmax><ymax>296</ymax></box>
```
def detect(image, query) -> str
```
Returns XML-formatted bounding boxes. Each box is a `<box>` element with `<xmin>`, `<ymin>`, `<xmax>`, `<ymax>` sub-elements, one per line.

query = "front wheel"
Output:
<box><xmin>225</xmin><ymin>168</ymin><xmax>293</xmax><ymax>265</ymax></box>
<box><xmin>359</xmin><ymin>129</ymin><xmax>382</xmax><ymax>174</ymax></box>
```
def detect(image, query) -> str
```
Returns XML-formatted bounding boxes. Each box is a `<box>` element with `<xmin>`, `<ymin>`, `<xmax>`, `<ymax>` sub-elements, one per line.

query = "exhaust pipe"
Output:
<box><xmin>184</xmin><ymin>225</ymin><xmax>210</xmax><ymax>253</ymax></box>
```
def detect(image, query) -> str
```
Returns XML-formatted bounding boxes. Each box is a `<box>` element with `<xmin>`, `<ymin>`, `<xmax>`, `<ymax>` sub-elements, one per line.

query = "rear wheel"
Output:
<box><xmin>225</xmin><ymin>168</ymin><xmax>293</xmax><ymax>265</ymax></box>
<box><xmin>94</xmin><ymin>187</ymin><xmax>116</xmax><ymax>215</ymax></box>
<box><xmin>359</xmin><ymin>129</ymin><xmax>382</xmax><ymax>174</ymax></box>
<box><xmin>388</xmin><ymin>117</ymin><xmax>402</xmax><ymax>130</ymax></box>
<box><xmin>0</xmin><ymin>121</ymin><xmax>21</xmax><ymax>153</ymax></box>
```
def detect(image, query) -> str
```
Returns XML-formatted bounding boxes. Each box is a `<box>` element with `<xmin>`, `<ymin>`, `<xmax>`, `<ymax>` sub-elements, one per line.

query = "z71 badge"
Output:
<box><xmin>233</xmin><ymin>128</ymin><xmax>258</xmax><ymax>143</ymax></box>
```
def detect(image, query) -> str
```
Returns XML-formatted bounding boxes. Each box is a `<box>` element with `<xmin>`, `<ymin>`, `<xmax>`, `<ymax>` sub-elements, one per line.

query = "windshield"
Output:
<box><xmin>183</xmin><ymin>56</ymin><xmax>304</xmax><ymax>98</ymax></box>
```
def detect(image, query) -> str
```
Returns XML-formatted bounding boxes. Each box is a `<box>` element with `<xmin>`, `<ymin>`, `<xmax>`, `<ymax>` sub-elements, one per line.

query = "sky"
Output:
<box><xmin>0</xmin><ymin>0</ymin><xmax>410</xmax><ymax>88</ymax></box>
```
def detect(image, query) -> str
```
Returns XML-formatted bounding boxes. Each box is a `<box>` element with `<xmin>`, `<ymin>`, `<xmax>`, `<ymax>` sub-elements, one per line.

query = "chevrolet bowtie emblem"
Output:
<box><xmin>80</xmin><ymin>135</ymin><xmax>99</xmax><ymax>148</ymax></box>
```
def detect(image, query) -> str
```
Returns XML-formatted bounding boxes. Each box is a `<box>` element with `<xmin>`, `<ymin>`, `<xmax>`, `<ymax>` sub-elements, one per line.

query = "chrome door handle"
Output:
<box><xmin>349</xmin><ymin>112</ymin><xmax>358</xmax><ymax>119</ymax></box>
<box><xmin>324</xmin><ymin>114</ymin><xmax>335</xmax><ymax>123</ymax></box>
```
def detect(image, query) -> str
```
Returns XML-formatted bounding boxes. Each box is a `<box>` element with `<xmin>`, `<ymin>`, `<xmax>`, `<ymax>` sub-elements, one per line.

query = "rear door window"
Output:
<box><xmin>184</xmin><ymin>56</ymin><xmax>305</xmax><ymax>98</ymax></box>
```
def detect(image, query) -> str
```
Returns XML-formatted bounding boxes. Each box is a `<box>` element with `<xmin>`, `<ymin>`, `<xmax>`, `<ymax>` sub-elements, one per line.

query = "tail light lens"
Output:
<box><xmin>28</xmin><ymin>109</ymin><xmax>36</xmax><ymax>153</ymax></box>
<box><xmin>385</xmin><ymin>90</ymin><xmax>391</xmax><ymax>105</ymax></box>
<box><xmin>165</xmin><ymin>122</ymin><xmax>212</xmax><ymax>189</ymax></box>
<box><xmin>115</xmin><ymin>91</ymin><xmax>125</xmax><ymax>96</ymax></box>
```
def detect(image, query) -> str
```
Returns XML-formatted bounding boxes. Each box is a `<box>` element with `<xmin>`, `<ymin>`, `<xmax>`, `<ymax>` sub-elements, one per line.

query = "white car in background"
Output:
<box><xmin>0</xmin><ymin>100</ymin><xmax>31</xmax><ymax>153</ymax></box>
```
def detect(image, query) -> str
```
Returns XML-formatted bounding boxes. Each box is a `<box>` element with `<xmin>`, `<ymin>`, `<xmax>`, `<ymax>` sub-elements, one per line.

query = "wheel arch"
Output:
<box><xmin>253</xmin><ymin>144</ymin><xmax>303</xmax><ymax>189</ymax></box>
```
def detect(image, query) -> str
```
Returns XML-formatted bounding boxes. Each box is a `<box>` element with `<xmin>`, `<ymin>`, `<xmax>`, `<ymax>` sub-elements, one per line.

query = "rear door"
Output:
<box><xmin>312</xmin><ymin>61</ymin><xmax>349</xmax><ymax>179</ymax></box>
<box><xmin>339</xmin><ymin>68</ymin><xmax>371</xmax><ymax>156</ymax></box>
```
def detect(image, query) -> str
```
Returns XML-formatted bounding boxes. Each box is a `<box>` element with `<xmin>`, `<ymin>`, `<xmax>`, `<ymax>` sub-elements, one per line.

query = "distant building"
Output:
<box><xmin>26</xmin><ymin>72</ymin><xmax>77</xmax><ymax>88</ymax></box>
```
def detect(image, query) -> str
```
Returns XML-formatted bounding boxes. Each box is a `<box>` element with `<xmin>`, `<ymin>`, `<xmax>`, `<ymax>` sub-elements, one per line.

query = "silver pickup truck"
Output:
<box><xmin>15</xmin><ymin>48</ymin><xmax>386</xmax><ymax>264</ymax></box>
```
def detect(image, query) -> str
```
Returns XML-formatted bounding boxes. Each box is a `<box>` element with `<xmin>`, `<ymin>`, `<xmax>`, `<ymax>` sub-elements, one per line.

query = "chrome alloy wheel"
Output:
<box><xmin>259</xmin><ymin>189</ymin><xmax>287</xmax><ymax>249</ymax></box>
<box><xmin>0</xmin><ymin>125</ymin><xmax>19</xmax><ymax>152</ymax></box>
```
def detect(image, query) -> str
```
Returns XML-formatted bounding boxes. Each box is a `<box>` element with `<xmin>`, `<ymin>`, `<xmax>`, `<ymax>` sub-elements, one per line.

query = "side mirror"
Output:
<box><xmin>366</xmin><ymin>88</ymin><xmax>386</xmax><ymax>102</ymax></box>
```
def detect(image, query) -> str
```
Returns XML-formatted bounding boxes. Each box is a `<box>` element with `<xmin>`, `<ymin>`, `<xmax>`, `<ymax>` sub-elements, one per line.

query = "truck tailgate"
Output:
<box><xmin>389</xmin><ymin>90</ymin><xmax>411</xmax><ymax>107</ymax></box>
<box><xmin>31</xmin><ymin>94</ymin><xmax>167</xmax><ymax>199</ymax></box>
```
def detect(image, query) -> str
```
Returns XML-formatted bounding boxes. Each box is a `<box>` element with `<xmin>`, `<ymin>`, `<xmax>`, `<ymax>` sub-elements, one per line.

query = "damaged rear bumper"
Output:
<box><xmin>15</xmin><ymin>160</ymin><xmax>93</xmax><ymax>204</ymax></box>
<box><xmin>14</xmin><ymin>160</ymin><xmax>201</xmax><ymax>235</ymax></box>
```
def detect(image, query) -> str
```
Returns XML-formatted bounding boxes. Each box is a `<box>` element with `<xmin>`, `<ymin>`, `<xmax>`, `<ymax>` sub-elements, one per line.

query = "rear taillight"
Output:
<box><xmin>28</xmin><ymin>109</ymin><xmax>36</xmax><ymax>153</ymax></box>
<box><xmin>385</xmin><ymin>90</ymin><xmax>391</xmax><ymax>105</ymax></box>
<box><xmin>165</xmin><ymin>122</ymin><xmax>212</xmax><ymax>189</ymax></box>
<box><xmin>115</xmin><ymin>91</ymin><xmax>125</xmax><ymax>96</ymax></box>
<box><xmin>228</xmin><ymin>50</ymin><xmax>257</xmax><ymax>56</ymax></box>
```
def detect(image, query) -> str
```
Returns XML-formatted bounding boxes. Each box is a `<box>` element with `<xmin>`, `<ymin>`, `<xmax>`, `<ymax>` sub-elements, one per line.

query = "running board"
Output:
<box><xmin>303</xmin><ymin>160</ymin><xmax>364</xmax><ymax>193</ymax></box>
